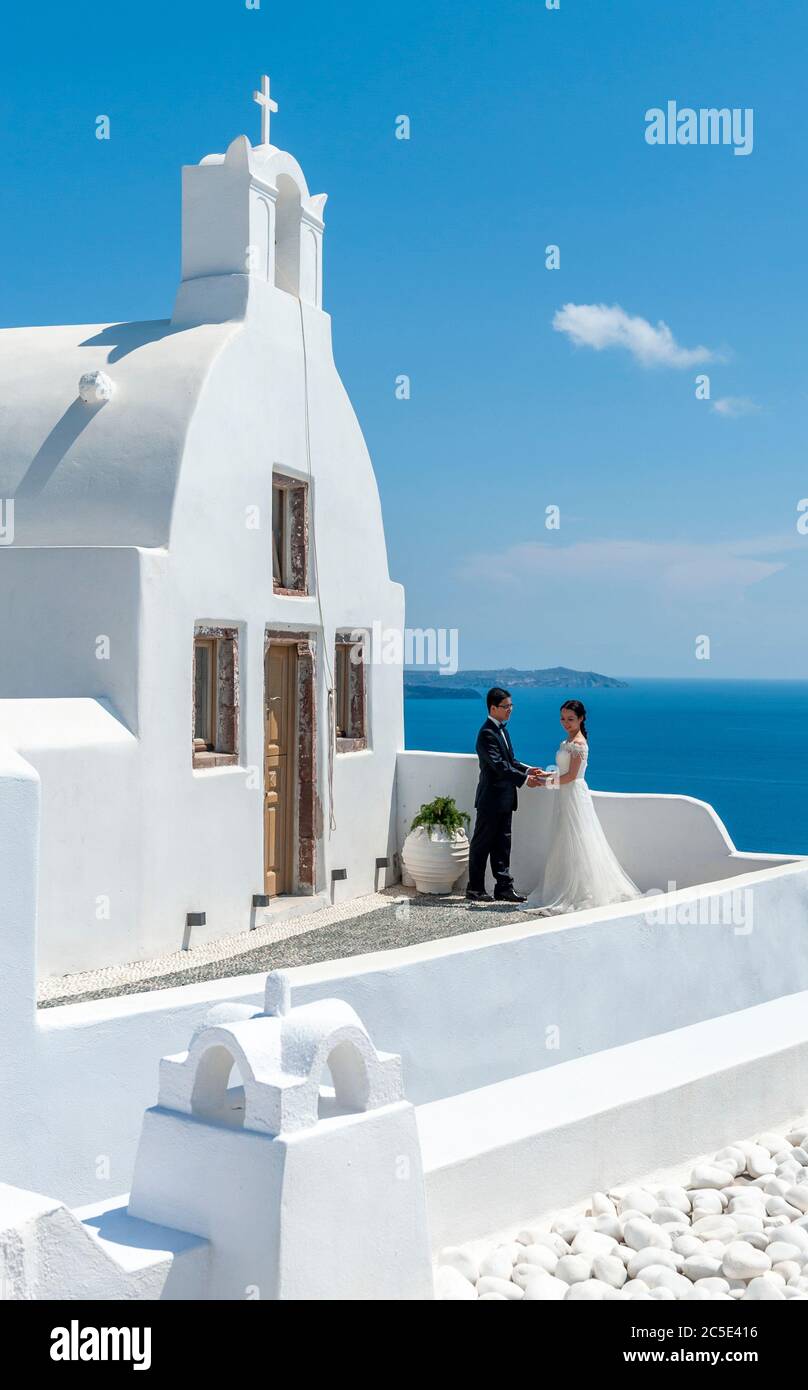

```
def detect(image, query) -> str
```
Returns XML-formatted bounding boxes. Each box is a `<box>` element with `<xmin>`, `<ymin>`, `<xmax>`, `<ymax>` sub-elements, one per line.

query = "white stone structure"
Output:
<box><xmin>127</xmin><ymin>972</ymin><xmax>431</xmax><ymax>1299</ymax></box>
<box><xmin>0</xmin><ymin>976</ymin><xmax>433</xmax><ymax>1301</ymax></box>
<box><xmin>0</xmin><ymin>92</ymin><xmax>404</xmax><ymax>978</ymax></box>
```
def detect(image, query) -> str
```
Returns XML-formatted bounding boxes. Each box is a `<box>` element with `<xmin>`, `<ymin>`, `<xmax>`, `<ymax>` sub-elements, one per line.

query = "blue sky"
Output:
<box><xmin>2</xmin><ymin>0</ymin><xmax>807</xmax><ymax>677</ymax></box>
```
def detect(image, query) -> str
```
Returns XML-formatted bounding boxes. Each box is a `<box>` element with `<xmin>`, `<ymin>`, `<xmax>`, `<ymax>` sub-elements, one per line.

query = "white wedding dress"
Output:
<box><xmin>519</xmin><ymin>739</ymin><xmax>639</xmax><ymax>915</ymax></box>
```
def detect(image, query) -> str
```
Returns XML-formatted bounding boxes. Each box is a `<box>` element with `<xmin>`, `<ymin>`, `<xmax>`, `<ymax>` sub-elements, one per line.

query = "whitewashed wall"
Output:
<box><xmin>396</xmin><ymin>750</ymin><xmax>795</xmax><ymax>896</ymax></box>
<box><xmin>6</xmin><ymin>855</ymin><xmax>807</xmax><ymax>1204</ymax></box>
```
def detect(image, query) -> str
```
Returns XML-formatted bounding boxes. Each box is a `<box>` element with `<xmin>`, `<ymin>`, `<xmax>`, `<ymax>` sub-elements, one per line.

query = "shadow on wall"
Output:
<box><xmin>79</xmin><ymin>320</ymin><xmax>185</xmax><ymax>364</ymax></box>
<box><xmin>16</xmin><ymin>398</ymin><xmax>105</xmax><ymax>498</ymax></box>
<box><xmin>15</xmin><ymin>320</ymin><xmax>193</xmax><ymax>499</ymax></box>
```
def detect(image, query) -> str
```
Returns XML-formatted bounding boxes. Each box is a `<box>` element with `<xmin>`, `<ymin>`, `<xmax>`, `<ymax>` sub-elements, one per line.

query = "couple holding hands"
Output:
<box><xmin>466</xmin><ymin>686</ymin><xmax>639</xmax><ymax>916</ymax></box>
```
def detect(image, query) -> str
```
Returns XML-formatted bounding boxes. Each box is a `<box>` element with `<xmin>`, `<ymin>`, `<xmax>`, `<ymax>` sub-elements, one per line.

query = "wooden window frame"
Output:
<box><xmin>335</xmin><ymin>630</ymin><xmax>368</xmax><ymax>753</ymax></box>
<box><xmin>192</xmin><ymin>626</ymin><xmax>240</xmax><ymax>769</ymax></box>
<box><xmin>272</xmin><ymin>474</ymin><xmax>309</xmax><ymax>595</ymax></box>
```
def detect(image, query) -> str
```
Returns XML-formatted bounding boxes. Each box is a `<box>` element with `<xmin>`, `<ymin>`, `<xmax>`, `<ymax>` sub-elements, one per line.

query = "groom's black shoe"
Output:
<box><xmin>494</xmin><ymin>888</ymin><xmax>527</xmax><ymax>903</ymax></box>
<box><xmin>465</xmin><ymin>889</ymin><xmax>494</xmax><ymax>902</ymax></box>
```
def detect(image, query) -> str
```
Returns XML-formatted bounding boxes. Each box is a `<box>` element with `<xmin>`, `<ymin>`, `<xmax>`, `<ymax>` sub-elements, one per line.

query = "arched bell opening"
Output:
<box><xmin>191</xmin><ymin>1043</ymin><xmax>247</xmax><ymax>1130</ymax></box>
<box><xmin>317</xmin><ymin>1037</ymin><xmax>372</xmax><ymax>1120</ymax></box>
<box><xmin>274</xmin><ymin>175</ymin><xmax>302</xmax><ymax>296</ymax></box>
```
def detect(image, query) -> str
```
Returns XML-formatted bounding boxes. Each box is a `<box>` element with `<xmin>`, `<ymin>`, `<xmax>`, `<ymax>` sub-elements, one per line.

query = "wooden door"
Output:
<box><xmin>264</xmin><ymin>643</ymin><xmax>297</xmax><ymax>896</ymax></box>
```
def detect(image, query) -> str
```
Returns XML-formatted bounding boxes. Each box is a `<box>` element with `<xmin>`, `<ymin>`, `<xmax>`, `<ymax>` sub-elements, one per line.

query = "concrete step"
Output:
<box><xmin>75</xmin><ymin>1196</ymin><xmax>210</xmax><ymax>1299</ymax></box>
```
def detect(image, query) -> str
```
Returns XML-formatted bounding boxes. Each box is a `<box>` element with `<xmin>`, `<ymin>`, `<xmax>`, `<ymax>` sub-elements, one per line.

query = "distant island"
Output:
<box><xmin>404</xmin><ymin>666</ymin><xmax>628</xmax><ymax>695</ymax></box>
<box><xmin>404</xmin><ymin>683</ymin><xmax>480</xmax><ymax>700</ymax></box>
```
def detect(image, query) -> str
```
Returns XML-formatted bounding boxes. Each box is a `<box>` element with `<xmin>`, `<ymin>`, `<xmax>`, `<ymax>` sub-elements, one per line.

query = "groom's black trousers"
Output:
<box><xmin>468</xmin><ymin>807</ymin><xmax>514</xmax><ymax>894</ymax></box>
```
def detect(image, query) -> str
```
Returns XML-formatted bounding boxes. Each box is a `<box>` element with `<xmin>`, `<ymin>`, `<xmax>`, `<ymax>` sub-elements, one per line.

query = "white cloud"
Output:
<box><xmin>552</xmin><ymin>302</ymin><xmax>715</xmax><ymax>369</ymax></box>
<box><xmin>459</xmin><ymin>536</ymin><xmax>792</xmax><ymax>598</ymax></box>
<box><xmin>711</xmin><ymin>396</ymin><xmax>760</xmax><ymax>417</ymax></box>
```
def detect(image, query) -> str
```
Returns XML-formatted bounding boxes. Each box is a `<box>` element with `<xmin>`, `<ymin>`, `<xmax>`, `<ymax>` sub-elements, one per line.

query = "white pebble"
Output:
<box><xmin>725</xmin><ymin>1184</ymin><xmax>765</xmax><ymax>1203</ymax></box>
<box><xmin>550</xmin><ymin>1216</ymin><xmax>586</xmax><ymax>1242</ymax></box>
<box><xmin>517</xmin><ymin>1229</ymin><xmax>568</xmax><ymax>1256</ymax></box>
<box><xmin>591</xmin><ymin>1254</ymin><xmax>628</xmax><ymax>1289</ymax></box>
<box><xmin>518</xmin><ymin>1244</ymin><xmax>558</xmax><ymax>1274</ymax></box>
<box><xmin>695</xmin><ymin>1276</ymin><xmax>730</xmax><ymax>1294</ymax></box>
<box><xmin>689</xmin><ymin>1164</ymin><xmax>734</xmax><ymax>1190</ymax></box>
<box><xmin>478</xmin><ymin>1248</ymin><xmax>514</xmax><ymax>1281</ymax></box>
<box><xmin>554</xmin><ymin>1254</ymin><xmax>593</xmax><ymax>1285</ymax></box>
<box><xmin>591</xmin><ymin>1215</ymin><xmax>622</xmax><ymax>1240</ymax></box>
<box><xmin>714</xmin><ymin>1145</ymin><xmax>747</xmax><ymax>1171</ymax></box>
<box><xmin>722</xmin><ymin>1241</ymin><xmax>772</xmax><ymax>1281</ymax></box>
<box><xmin>701</xmin><ymin>1239</ymin><xmax>729</xmax><ymax>1259</ymax></box>
<box><xmin>673</xmin><ymin>1235</ymin><xmax>702</xmax><ymax>1257</ymax></box>
<box><xmin>651</xmin><ymin>1205</ymin><xmax>690</xmax><ymax>1226</ymax></box>
<box><xmin>766</xmin><ymin>1197</ymin><xmax>802</xmax><ymax>1220</ymax></box>
<box><xmin>620</xmin><ymin>1279</ymin><xmax>651</xmax><ymax>1299</ymax></box>
<box><xmin>627</xmin><ymin>1247</ymin><xmax>680</xmax><ymax>1280</ymax></box>
<box><xmin>744</xmin><ymin>1276</ymin><xmax>785</xmax><ymax>1300</ymax></box>
<box><xmin>687</xmin><ymin>1189</ymin><xmax>725</xmax><ymax>1214</ymax></box>
<box><xmin>623</xmin><ymin>1218</ymin><xmax>671</xmax><ymax>1252</ymax></box>
<box><xmin>691</xmin><ymin>1215</ymin><xmax>738</xmax><ymax>1242</ymax></box>
<box><xmin>746</xmin><ymin>1146</ymin><xmax>777</xmax><ymax>1178</ymax></box>
<box><xmin>655</xmin><ymin>1186</ymin><xmax>692</xmax><ymax>1213</ymax></box>
<box><xmin>785</xmin><ymin>1235</ymin><xmax>808</xmax><ymax>1263</ymax></box>
<box><xmin>476</xmin><ymin>1275</ymin><xmax>523</xmax><ymax>1299</ymax></box>
<box><xmin>571</xmin><ymin>1229</ymin><xmax>618</xmax><ymax>1258</ymax></box>
<box><xmin>757</xmin><ymin>1133</ymin><xmax>790</xmax><ymax>1155</ymax></box>
<box><xmin>565</xmin><ymin>1278</ymin><xmax>613</xmax><ymax>1300</ymax></box>
<box><xmin>522</xmin><ymin>1272</ymin><xmax>568</xmax><ymax>1301</ymax></box>
<box><xmin>765</xmin><ymin>1241</ymin><xmax>802</xmax><ymax>1264</ymax></box>
<box><xmin>683</xmin><ymin>1253</ymin><xmax>723</xmax><ymax>1281</ymax></box>
<box><xmin>640</xmin><ymin>1266</ymin><xmax>692</xmax><ymax>1296</ymax></box>
<box><xmin>735</xmin><ymin>1230</ymin><xmax>769</xmax><ymax>1250</ymax></box>
<box><xmin>618</xmin><ymin>1188</ymin><xmax>658</xmax><ymax>1217</ymax></box>
<box><xmin>761</xmin><ymin>1176</ymin><xmax>791</xmax><ymax>1197</ymax></box>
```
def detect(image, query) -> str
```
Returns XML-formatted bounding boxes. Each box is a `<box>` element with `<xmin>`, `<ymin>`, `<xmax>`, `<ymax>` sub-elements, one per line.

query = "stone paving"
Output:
<box><xmin>37</xmin><ymin>888</ymin><xmax>530</xmax><ymax>1009</ymax></box>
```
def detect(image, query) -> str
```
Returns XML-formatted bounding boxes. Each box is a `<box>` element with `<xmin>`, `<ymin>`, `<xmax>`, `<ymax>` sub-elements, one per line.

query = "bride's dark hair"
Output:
<box><xmin>561</xmin><ymin>699</ymin><xmax>588</xmax><ymax>742</ymax></box>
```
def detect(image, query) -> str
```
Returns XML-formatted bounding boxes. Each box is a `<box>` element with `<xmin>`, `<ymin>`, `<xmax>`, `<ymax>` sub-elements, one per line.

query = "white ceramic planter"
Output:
<box><xmin>401</xmin><ymin>825</ymin><xmax>470</xmax><ymax>895</ymax></box>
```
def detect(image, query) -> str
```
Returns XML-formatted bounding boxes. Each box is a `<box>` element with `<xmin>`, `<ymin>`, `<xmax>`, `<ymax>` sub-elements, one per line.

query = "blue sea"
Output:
<box><xmin>404</xmin><ymin>679</ymin><xmax>808</xmax><ymax>856</ymax></box>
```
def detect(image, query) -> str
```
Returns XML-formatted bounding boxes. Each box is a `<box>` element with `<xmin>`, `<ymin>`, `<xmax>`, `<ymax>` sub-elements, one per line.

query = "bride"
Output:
<box><xmin>519</xmin><ymin>699</ymin><xmax>639</xmax><ymax>916</ymax></box>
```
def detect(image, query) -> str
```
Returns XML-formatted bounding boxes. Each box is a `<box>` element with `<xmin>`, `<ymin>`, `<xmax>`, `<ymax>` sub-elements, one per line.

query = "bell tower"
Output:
<box><xmin>172</xmin><ymin>77</ymin><xmax>327</xmax><ymax>325</ymax></box>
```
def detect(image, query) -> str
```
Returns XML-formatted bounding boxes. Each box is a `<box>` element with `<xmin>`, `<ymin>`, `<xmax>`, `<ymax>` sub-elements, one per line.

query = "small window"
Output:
<box><xmin>335</xmin><ymin>631</ymin><xmax>368</xmax><ymax>752</ymax></box>
<box><xmin>272</xmin><ymin>474</ymin><xmax>308</xmax><ymax>593</ymax></box>
<box><xmin>193</xmin><ymin>627</ymin><xmax>239</xmax><ymax>768</ymax></box>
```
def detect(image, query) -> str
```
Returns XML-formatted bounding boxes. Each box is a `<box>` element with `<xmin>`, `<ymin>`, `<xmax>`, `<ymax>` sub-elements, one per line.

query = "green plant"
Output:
<box><xmin>410</xmin><ymin>795</ymin><xmax>470</xmax><ymax>835</ymax></box>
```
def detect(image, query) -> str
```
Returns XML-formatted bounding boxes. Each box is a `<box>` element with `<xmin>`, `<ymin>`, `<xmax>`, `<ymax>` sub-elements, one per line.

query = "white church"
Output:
<box><xmin>1</xmin><ymin>81</ymin><xmax>808</xmax><ymax>1303</ymax></box>
<box><xmin>0</xmin><ymin>77</ymin><xmax>405</xmax><ymax>979</ymax></box>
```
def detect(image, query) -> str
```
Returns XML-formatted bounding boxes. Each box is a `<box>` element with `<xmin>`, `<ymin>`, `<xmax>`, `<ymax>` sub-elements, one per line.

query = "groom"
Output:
<box><xmin>466</xmin><ymin>687</ymin><xmax>543</xmax><ymax>903</ymax></box>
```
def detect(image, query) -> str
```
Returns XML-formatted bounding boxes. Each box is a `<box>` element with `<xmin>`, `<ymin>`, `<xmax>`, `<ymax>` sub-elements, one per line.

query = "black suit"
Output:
<box><xmin>467</xmin><ymin>718</ymin><xmax>529</xmax><ymax>894</ymax></box>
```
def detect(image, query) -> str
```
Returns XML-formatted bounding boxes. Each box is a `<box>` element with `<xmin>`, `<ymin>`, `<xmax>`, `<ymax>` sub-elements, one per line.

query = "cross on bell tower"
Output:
<box><xmin>253</xmin><ymin>74</ymin><xmax>278</xmax><ymax>146</ymax></box>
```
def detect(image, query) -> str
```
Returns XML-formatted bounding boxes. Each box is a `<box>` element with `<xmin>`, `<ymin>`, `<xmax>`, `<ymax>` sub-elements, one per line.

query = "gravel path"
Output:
<box><xmin>38</xmin><ymin>892</ymin><xmax>527</xmax><ymax>1009</ymax></box>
